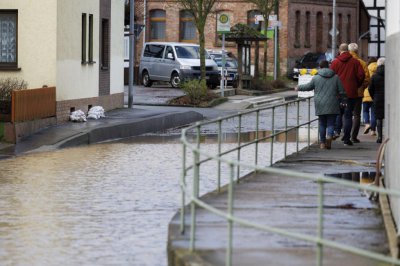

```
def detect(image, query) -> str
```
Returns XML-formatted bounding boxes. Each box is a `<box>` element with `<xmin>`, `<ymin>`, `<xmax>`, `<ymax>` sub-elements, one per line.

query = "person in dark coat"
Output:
<box><xmin>296</xmin><ymin>60</ymin><xmax>347</xmax><ymax>149</ymax></box>
<box><xmin>368</xmin><ymin>58</ymin><xmax>385</xmax><ymax>143</ymax></box>
<box><xmin>330</xmin><ymin>43</ymin><xmax>365</xmax><ymax>146</ymax></box>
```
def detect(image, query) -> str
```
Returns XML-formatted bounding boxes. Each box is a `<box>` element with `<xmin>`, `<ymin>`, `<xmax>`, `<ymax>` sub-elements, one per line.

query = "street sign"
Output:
<box><xmin>269</xmin><ymin>15</ymin><xmax>277</xmax><ymax>21</ymax></box>
<box><xmin>217</xmin><ymin>13</ymin><xmax>231</xmax><ymax>33</ymax></box>
<box><xmin>255</xmin><ymin>14</ymin><xmax>264</xmax><ymax>24</ymax></box>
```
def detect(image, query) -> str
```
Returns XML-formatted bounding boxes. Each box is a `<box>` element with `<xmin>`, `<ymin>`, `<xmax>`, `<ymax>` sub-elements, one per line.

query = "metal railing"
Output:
<box><xmin>179</xmin><ymin>96</ymin><xmax>400</xmax><ymax>266</ymax></box>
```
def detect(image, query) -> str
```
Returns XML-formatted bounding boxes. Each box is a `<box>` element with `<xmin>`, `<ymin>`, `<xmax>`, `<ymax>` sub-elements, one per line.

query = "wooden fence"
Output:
<box><xmin>12</xmin><ymin>87</ymin><xmax>56</xmax><ymax>122</ymax></box>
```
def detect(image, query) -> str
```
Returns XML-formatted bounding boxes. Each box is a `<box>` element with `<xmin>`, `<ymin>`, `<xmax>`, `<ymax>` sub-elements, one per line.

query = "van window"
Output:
<box><xmin>164</xmin><ymin>46</ymin><xmax>174</xmax><ymax>59</ymax></box>
<box><xmin>175</xmin><ymin>46</ymin><xmax>199</xmax><ymax>59</ymax></box>
<box><xmin>143</xmin><ymin>44</ymin><xmax>165</xmax><ymax>58</ymax></box>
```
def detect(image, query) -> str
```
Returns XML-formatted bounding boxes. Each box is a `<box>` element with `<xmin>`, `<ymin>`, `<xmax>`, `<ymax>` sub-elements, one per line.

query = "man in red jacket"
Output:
<box><xmin>330</xmin><ymin>43</ymin><xmax>365</xmax><ymax>146</ymax></box>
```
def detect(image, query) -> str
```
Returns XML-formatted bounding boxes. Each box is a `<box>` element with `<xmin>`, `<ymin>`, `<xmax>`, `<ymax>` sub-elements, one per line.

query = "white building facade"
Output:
<box><xmin>0</xmin><ymin>0</ymin><xmax>124</xmax><ymax>122</ymax></box>
<box><xmin>385</xmin><ymin>0</ymin><xmax>400</xmax><ymax>228</ymax></box>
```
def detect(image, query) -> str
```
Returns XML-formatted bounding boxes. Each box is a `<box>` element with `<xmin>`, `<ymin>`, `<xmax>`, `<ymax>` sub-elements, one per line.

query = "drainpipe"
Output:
<box><xmin>332</xmin><ymin>0</ymin><xmax>337</xmax><ymax>59</ymax></box>
<box><xmin>128</xmin><ymin>0</ymin><xmax>135</xmax><ymax>108</ymax></box>
<box><xmin>143</xmin><ymin>0</ymin><xmax>147</xmax><ymax>45</ymax></box>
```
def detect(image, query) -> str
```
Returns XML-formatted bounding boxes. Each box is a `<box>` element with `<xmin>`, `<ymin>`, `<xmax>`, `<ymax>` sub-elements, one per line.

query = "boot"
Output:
<box><xmin>326</xmin><ymin>138</ymin><xmax>332</xmax><ymax>150</ymax></box>
<box><xmin>376</xmin><ymin>119</ymin><xmax>383</xmax><ymax>143</ymax></box>
<box><xmin>320</xmin><ymin>143</ymin><xmax>326</xmax><ymax>149</ymax></box>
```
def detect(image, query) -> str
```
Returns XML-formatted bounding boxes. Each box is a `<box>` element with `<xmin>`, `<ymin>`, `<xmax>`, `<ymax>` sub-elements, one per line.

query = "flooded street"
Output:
<box><xmin>0</xmin><ymin>133</ymin><xmax>312</xmax><ymax>266</ymax></box>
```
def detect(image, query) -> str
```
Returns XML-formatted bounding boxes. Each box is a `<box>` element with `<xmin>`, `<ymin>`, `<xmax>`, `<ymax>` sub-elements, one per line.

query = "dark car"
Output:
<box><xmin>290</xmin><ymin>52</ymin><xmax>326</xmax><ymax>80</ymax></box>
<box><xmin>213</xmin><ymin>57</ymin><xmax>238</xmax><ymax>88</ymax></box>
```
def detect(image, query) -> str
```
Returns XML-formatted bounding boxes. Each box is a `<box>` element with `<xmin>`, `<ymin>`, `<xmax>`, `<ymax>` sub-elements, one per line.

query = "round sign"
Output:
<box><xmin>219</xmin><ymin>14</ymin><xmax>229</xmax><ymax>24</ymax></box>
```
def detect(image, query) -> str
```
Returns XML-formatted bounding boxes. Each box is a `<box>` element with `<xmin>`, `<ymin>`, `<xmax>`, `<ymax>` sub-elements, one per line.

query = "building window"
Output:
<box><xmin>347</xmin><ymin>14</ymin><xmax>351</xmax><ymax>43</ymax></box>
<box><xmin>180</xmin><ymin>10</ymin><xmax>196</xmax><ymax>42</ymax></box>
<box><xmin>316</xmin><ymin>12</ymin><xmax>323</xmax><ymax>52</ymax></box>
<box><xmin>89</xmin><ymin>14</ymin><xmax>94</xmax><ymax>63</ymax></box>
<box><xmin>150</xmin><ymin>9</ymin><xmax>166</xmax><ymax>41</ymax></box>
<box><xmin>101</xmin><ymin>19</ymin><xmax>110</xmax><ymax>69</ymax></box>
<box><xmin>327</xmin><ymin>13</ymin><xmax>332</xmax><ymax>48</ymax></box>
<box><xmin>294</xmin><ymin>11</ymin><xmax>300</xmax><ymax>48</ymax></box>
<box><xmin>82</xmin><ymin>13</ymin><xmax>94</xmax><ymax>65</ymax></box>
<box><xmin>82</xmin><ymin>13</ymin><xmax>87</xmax><ymax>63</ymax></box>
<box><xmin>247</xmin><ymin>10</ymin><xmax>262</xmax><ymax>31</ymax></box>
<box><xmin>0</xmin><ymin>10</ymin><xmax>18</xmax><ymax>69</ymax></box>
<box><xmin>305</xmin><ymin>11</ymin><xmax>311</xmax><ymax>48</ymax></box>
<box><xmin>338</xmin><ymin>13</ymin><xmax>343</xmax><ymax>44</ymax></box>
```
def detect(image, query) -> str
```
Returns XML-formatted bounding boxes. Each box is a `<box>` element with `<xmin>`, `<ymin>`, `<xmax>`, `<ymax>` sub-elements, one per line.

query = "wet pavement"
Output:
<box><xmin>0</xmin><ymin>85</ymin><xmax>299</xmax><ymax>158</ymax></box>
<box><xmin>168</xmin><ymin>133</ymin><xmax>389</xmax><ymax>266</ymax></box>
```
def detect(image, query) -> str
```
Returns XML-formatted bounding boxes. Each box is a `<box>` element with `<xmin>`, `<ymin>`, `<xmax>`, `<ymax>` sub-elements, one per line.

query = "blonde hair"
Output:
<box><xmin>348</xmin><ymin>43</ymin><xmax>358</xmax><ymax>52</ymax></box>
<box><xmin>377</xmin><ymin>57</ymin><xmax>385</xmax><ymax>66</ymax></box>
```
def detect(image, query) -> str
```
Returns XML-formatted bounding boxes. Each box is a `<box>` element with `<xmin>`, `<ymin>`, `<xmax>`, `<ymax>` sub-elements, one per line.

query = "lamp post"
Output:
<box><xmin>128</xmin><ymin>0</ymin><xmax>135</xmax><ymax>108</ymax></box>
<box><xmin>332</xmin><ymin>0</ymin><xmax>337</xmax><ymax>58</ymax></box>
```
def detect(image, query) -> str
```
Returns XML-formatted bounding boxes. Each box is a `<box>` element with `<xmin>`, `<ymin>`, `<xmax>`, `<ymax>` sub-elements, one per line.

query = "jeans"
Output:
<box><xmin>351</xmin><ymin>98</ymin><xmax>362</xmax><ymax>140</ymax></box>
<box><xmin>334</xmin><ymin>106</ymin><xmax>345</xmax><ymax>135</ymax></box>
<box><xmin>319</xmin><ymin>114</ymin><xmax>336</xmax><ymax>143</ymax></box>
<box><xmin>362</xmin><ymin>102</ymin><xmax>376</xmax><ymax>130</ymax></box>
<box><xmin>343</xmin><ymin>98</ymin><xmax>356</xmax><ymax>142</ymax></box>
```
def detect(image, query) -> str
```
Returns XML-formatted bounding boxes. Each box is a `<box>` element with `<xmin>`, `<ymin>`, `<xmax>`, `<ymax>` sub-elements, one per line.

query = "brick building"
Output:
<box><xmin>130</xmin><ymin>0</ymin><xmax>369</xmax><ymax>78</ymax></box>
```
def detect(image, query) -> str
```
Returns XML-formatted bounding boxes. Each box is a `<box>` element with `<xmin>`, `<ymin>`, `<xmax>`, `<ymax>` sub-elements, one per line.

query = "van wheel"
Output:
<box><xmin>142</xmin><ymin>71</ymin><xmax>152</xmax><ymax>87</ymax></box>
<box><xmin>170</xmin><ymin>72</ymin><xmax>180</xmax><ymax>88</ymax></box>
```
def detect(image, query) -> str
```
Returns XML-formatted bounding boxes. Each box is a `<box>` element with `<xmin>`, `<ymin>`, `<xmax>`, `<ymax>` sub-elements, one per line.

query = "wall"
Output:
<box><xmin>139</xmin><ymin>0</ymin><xmax>289</xmax><ymax>76</ymax></box>
<box><xmin>0</xmin><ymin>0</ymin><xmax>57</xmax><ymax>88</ymax></box>
<box><xmin>385</xmin><ymin>0</ymin><xmax>400</xmax><ymax>228</ymax></box>
<box><xmin>56</xmin><ymin>0</ymin><xmax>100</xmax><ymax>101</ymax></box>
<box><xmin>110</xmin><ymin>0</ymin><xmax>124</xmax><ymax>96</ymax></box>
<box><xmin>287</xmin><ymin>0</ymin><xmax>359</xmax><ymax>69</ymax></box>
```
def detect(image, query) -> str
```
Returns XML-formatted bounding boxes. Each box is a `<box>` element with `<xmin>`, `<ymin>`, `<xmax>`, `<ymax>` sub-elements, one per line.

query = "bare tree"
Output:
<box><xmin>175</xmin><ymin>0</ymin><xmax>218</xmax><ymax>80</ymax></box>
<box><xmin>247</xmin><ymin>0</ymin><xmax>276</xmax><ymax>78</ymax></box>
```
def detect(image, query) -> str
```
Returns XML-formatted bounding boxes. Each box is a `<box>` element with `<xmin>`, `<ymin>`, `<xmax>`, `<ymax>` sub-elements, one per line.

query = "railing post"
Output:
<box><xmin>296</xmin><ymin>101</ymin><xmax>300</xmax><ymax>153</ymax></box>
<box><xmin>218</xmin><ymin>119</ymin><xmax>222</xmax><ymax>192</ymax></box>
<box><xmin>270</xmin><ymin>107</ymin><xmax>275</xmax><ymax>166</ymax></box>
<box><xmin>255</xmin><ymin>110</ymin><xmax>260</xmax><ymax>168</ymax></box>
<box><xmin>316</xmin><ymin>180</ymin><xmax>325</xmax><ymax>266</ymax></box>
<box><xmin>226</xmin><ymin>163</ymin><xmax>235</xmax><ymax>266</ymax></box>
<box><xmin>190</xmin><ymin>125</ymin><xmax>201</xmax><ymax>251</ymax></box>
<box><xmin>180</xmin><ymin>144</ymin><xmax>187</xmax><ymax>234</ymax></box>
<box><xmin>236</xmin><ymin>114</ymin><xmax>242</xmax><ymax>183</ymax></box>
<box><xmin>308</xmin><ymin>98</ymin><xmax>311</xmax><ymax>148</ymax></box>
<box><xmin>284</xmin><ymin>104</ymin><xmax>288</xmax><ymax>158</ymax></box>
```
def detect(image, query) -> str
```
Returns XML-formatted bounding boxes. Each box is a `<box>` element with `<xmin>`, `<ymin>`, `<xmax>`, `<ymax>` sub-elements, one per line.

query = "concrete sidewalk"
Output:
<box><xmin>0</xmin><ymin>87</ymin><xmax>299</xmax><ymax>159</ymax></box>
<box><xmin>168</xmin><ymin>133</ymin><xmax>390</xmax><ymax>266</ymax></box>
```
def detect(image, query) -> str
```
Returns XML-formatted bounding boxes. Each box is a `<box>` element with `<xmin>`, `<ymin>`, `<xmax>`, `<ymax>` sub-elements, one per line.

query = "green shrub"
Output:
<box><xmin>251</xmin><ymin>78</ymin><xmax>273</xmax><ymax>91</ymax></box>
<box><xmin>0</xmin><ymin>78</ymin><xmax>28</xmax><ymax>101</ymax></box>
<box><xmin>270</xmin><ymin>79</ymin><xmax>286</xmax><ymax>89</ymax></box>
<box><xmin>180</xmin><ymin>79</ymin><xmax>208</xmax><ymax>104</ymax></box>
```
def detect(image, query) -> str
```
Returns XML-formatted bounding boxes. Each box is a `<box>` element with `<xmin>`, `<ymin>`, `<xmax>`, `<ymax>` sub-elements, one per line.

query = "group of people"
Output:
<box><xmin>295</xmin><ymin>43</ymin><xmax>385</xmax><ymax>149</ymax></box>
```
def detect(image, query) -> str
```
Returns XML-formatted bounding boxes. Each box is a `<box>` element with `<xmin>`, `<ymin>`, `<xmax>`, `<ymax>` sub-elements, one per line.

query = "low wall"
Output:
<box><xmin>3</xmin><ymin>117</ymin><xmax>57</xmax><ymax>143</ymax></box>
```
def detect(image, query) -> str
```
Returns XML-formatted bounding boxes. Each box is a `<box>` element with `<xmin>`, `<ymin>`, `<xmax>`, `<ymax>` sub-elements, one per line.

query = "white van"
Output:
<box><xmin>139</xmin><ymin>42</ymin><xmax>220</xmax><ymax>88</ymax></box>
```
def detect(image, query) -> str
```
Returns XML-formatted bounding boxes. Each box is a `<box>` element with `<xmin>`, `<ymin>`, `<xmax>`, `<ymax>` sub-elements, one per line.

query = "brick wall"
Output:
<box><xmin>134</xmin><ymin>0</ymin><xmax>361</xmax><ymax>77</ymax></box>
<box><xmin>56</xmin><ymin>92</ymin><xmax>124</xmax><ymax>123</ymax></box>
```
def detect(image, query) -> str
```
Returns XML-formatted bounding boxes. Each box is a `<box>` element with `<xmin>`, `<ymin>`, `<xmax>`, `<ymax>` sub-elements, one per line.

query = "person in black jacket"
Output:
<box><xmin>368</xmin><ymin>58</ymin><xmax>385</xmax><ymax>143</ymax></box>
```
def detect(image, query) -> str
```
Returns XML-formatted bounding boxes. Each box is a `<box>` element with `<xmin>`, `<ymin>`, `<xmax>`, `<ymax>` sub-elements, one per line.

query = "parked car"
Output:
<box><xmin>289</xmin><ymin>52</ymin><xmax>326</xmax><ymax>80</ymax></box>
<box><xmin>139</xmin><ymin>42</ymin><xmax>220</xmax><ymax>89</ymax></box>
<box><xmin>207</xmin><ymin>49</ymin><xmax>236</xmax><ymax>60</ymax></box>
<box><xmin>213</xmin><ymin>57</ymin><xmax>238</xmax><ymax>88</ymax></box>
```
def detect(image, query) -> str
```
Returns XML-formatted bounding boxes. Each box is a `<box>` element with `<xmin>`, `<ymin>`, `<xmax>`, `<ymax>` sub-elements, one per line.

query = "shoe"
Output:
<box><xmin>363</xmin><ymin>124</ymin><xmax>371</xmax><ymax>134</ymax></box>
<box><xmin>326</xmin><ymin>138</ymin><xmax>332</xmax><ymax>150</ymax></box>
<box><xmin>332</xmin><ymin>132</ymin><xmax>340</xmax><ymax>140</ymax></box>
<box><xmin>320</xmin><ymin>143</ymin><xmax>326</xmax><ymax>149</ymax></box>
<box><xmin>343</xmin><ymin>140</ymin><xmax>353</xmax><ymax>146</ymax></box>
<box><xmin>377</xmin><ymin>138</ymin><xmax>382</xmax><ymax>143</ymax></box>
<box><xmin>351</xmin><ymin>138</ymin><xmax>360</xmax><ymax>143</ymax></box>
<box><xmin>370</xmin><ymin>130</ymin><xmax>376</xmax><ymax>136</ymax></box>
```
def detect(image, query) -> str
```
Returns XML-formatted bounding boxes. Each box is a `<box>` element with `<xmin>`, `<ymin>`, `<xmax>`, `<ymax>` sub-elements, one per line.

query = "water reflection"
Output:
<box><xmin>325</xmin><ymin>171</ymin><xmax>377</xmax><ymax>184</ymax></box>
<box><xmin>0</xmin><ymin>136</ymin><xmax>309</xmax><ymax>266</ymax></box>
